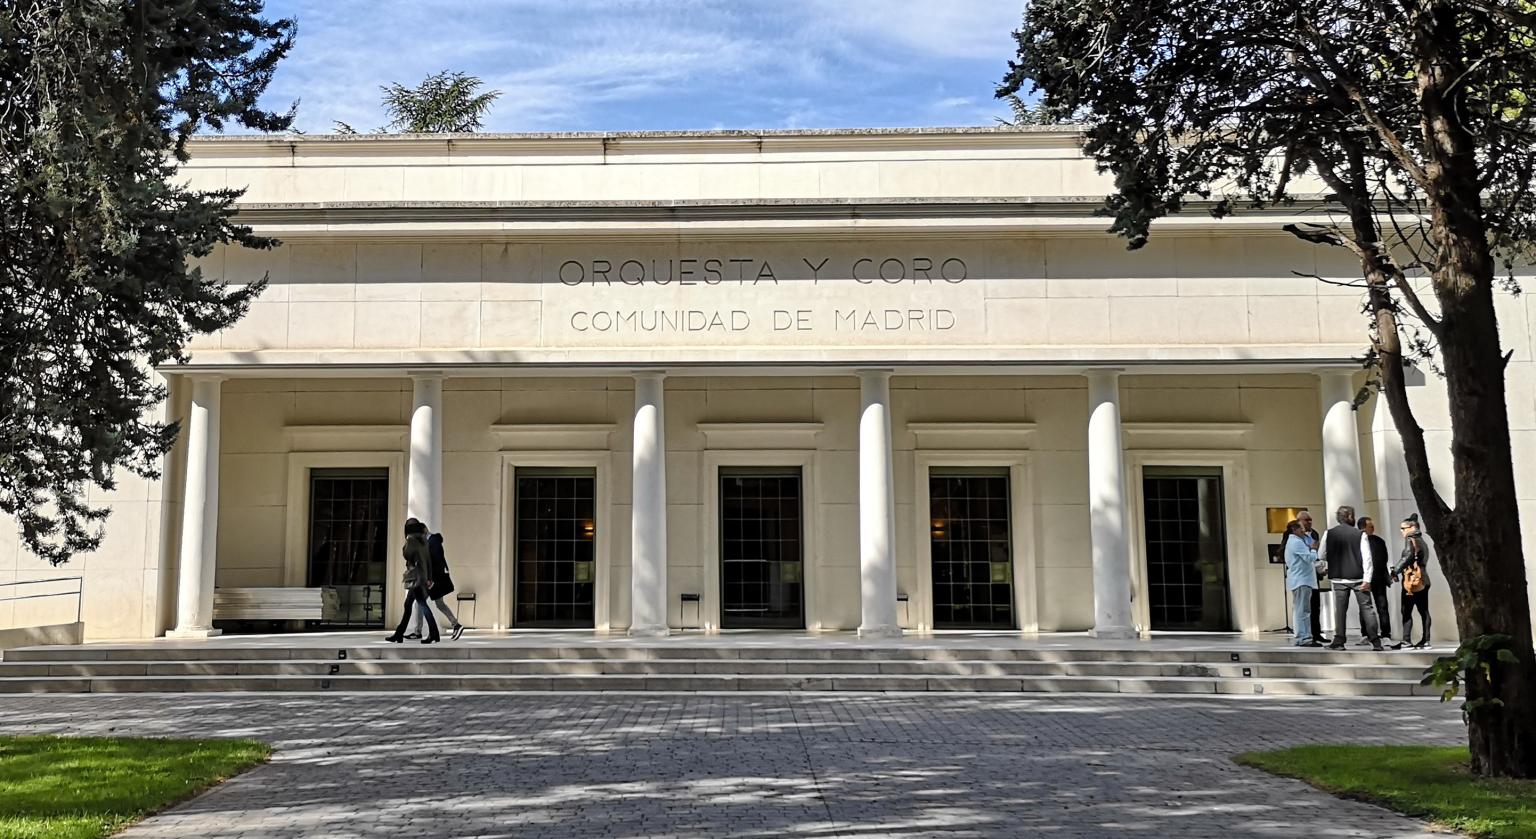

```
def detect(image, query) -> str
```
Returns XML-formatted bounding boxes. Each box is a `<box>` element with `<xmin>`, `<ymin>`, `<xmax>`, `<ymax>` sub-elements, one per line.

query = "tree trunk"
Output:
<box><xmin>1405</xmin><ymin>1</ymin><xmax>1536</xmax><ymax>778</ymax></box>
<box><xmin>1430</xmin><ymin>273</ymin><xmax>1536</xmax><ymax>778</ymax></box>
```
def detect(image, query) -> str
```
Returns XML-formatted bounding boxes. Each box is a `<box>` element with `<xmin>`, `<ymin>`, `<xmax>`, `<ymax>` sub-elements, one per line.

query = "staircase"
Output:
<box><xmin>0</xmin><ymin>640</ymin><xmax>1443</xmax><ymax>695</ymax></box>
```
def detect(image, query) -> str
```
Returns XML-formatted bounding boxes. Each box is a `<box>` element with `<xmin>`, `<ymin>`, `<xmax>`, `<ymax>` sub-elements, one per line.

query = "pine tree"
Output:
<box><xmin>0</xmin><ymin>0</ymin><xmax>295</xmax><ymax>564</ymax></box>
<box><xmin>381</xmin><ymin>70</ymin><xmax>501</xmax><ymax>133</ymax></box>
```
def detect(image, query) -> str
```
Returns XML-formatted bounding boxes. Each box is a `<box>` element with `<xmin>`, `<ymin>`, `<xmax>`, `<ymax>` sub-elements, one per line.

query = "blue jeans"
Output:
<box><xmin>1291</xmin><ymin>586</ymin><xmax>1315</xmax><ymax>645</ymax></box>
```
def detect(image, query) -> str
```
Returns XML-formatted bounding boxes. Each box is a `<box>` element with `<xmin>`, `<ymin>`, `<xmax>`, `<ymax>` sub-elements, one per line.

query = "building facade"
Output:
<box><xmin>4</xmin><ymin>128</ymin><xmax>1533</xmax><ymax>641</ymax></box>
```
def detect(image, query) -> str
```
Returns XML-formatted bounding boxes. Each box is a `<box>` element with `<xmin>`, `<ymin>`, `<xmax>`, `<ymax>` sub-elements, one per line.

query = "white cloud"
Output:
<box><xmin>259</xmin><ymin>0</ymin><xmax>1023</xmax><ymax>133</ymax></box>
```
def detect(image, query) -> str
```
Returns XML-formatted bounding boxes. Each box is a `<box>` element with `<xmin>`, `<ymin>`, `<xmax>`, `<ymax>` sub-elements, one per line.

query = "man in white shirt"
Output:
<box><xmin>1318</xmin><ymin>505</ymin><xmax>1383</xmax><ymax>651</ymax></box>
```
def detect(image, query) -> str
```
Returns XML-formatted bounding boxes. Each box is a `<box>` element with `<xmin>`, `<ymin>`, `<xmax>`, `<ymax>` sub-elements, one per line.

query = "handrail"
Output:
<box><xmin>0</xmin><ymin>576</ymin><xmax>84</xmax><ymax>624</ymax></box>
<box><xmin>0</xmin><ymin>576</ymin><xmax>82</xmax><ymax>589</ymax></box>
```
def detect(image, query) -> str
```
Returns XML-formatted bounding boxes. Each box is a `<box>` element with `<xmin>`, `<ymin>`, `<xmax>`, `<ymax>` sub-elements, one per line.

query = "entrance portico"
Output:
<box><xmin>166</xmin><ymin>364</ymin><xmax>1370</xmax><ymax>640</ymax></box>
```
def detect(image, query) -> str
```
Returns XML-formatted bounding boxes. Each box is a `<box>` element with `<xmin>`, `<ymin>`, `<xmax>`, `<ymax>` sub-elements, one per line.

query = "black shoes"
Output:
<box><xmin>421</xmin><ymin>637</ymin><xmax>439</xmax><ymax>645</ymax></box>
<box><xmin>1327</xmin><ymin>642</ymin><xmax>1346</xmax><ymax>650</ymax></box>
<box><xmin>1302</xmin><ymin>641</ymin><xmax>1323</xmax><ymax>647</ymax></box>
<box><xmin>451</xmin><ymin>624</ymin><xmax>465</xmax><ymax>641</ymax></box>
<box><xmin>405</xmin><ymin>633</ymin><xmax>422</xmax><ymax>640</ymax></box>
<box><xmin>384</xmin><ymin>635</ymin><xmax>402</xmax><ymax>643</ymax></box>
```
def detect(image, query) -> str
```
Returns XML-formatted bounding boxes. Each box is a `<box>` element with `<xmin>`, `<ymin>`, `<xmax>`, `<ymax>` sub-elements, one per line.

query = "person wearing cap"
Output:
<box><xmin>385</xmin><ymin>518</ymin><xmax>440</xmax><ymax>644</ymax></box>
<box><xmin>1392</xmin><ymin>513</ymin><xmax>1434</xmax><ymax>649</ymax></box>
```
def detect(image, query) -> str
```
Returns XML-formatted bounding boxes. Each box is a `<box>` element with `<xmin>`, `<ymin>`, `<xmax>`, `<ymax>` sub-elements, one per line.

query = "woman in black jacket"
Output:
<box><xmin>405</xmin><ymin>532</ymin><xmax>464</xmax><ymax>641</ymax></box>
<box><xmin>1392</xmin><ymin>513</ymin><xmax>1433</xmax><ymax>649</ymax></box>
<box><xmin>385</xmin><ymin>518</ymin><xmax>440</xmax><ymax>644</ymax></box>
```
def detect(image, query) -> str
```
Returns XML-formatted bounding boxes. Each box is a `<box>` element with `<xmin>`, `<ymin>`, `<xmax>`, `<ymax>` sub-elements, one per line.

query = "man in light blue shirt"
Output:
<box><xmin>1283</xmin><ymin>519</ymin><xmax>1322</xmax><ymax>647</ymax></box>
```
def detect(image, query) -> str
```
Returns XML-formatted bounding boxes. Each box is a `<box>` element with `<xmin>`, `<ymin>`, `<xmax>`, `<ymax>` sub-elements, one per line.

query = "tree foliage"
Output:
<box><xmin>0</xmin><ymin>0</ymin><xmax>294</xmax><ymax>564</ymax></box>
<box><xmin>1000</xmin><ymin>0</ymin><xmax>1536</xmax><ymax>777</ymax></box>
<box><xmin>381</xmin><ymin>70</ymin><xmax>500</xmax><ymax>133</ymax></box>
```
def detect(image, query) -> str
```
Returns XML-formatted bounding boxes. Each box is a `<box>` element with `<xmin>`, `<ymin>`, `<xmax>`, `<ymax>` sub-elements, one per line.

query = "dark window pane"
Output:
<box><xmin>929</xmin><ymin>470</ymin><xmax>1014</xmax><ymax>629</ymax></box>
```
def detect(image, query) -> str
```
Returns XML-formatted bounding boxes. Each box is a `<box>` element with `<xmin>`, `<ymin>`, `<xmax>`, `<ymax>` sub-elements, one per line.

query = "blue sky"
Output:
<box><xmin>259</xmin><ymin>0</ymin><xmax>1028</xmax><ymax>134</ymax></box>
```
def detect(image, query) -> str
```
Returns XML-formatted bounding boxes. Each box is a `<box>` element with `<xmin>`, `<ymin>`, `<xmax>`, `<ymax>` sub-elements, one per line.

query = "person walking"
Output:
<box><xmin>1282</xmin><ymin>519</ymin><xmax>1321</xmax><ymax>646</ymax></box>
<box><xmin>1392</xmin><ymin>513</ymin><xmax>1434</xmax><ymax>649</ymax></box>
<box><xmin>385</xmin><ymin>518</ymin><xmax>440</xmax><ymax>645</ymax></box>
<box><xmin>405</xmin><ymin>531</ymin><xmax>465</xmax><ymax>641</ymax></box>
<box><xmin>1357</xmin><ymin>517</ymin><xmax>1394</xmax><ymax>645</ymax></box>
<box><xmin>1295</xmin><ymin>510</ymin><xmax>1330</xmax><ymax>645</ymax></box>
<box><xmin>1318</xmin><ymin>505</ymin><xmax>1383</xmax><ymax>651</ymax></box>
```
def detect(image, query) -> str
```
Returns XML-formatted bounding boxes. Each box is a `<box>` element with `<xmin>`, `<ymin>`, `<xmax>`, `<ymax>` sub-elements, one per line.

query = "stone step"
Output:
<box><xmin>0</xmin><ymin>658</ymin><xmax>1430</xmax><ymax>680</ymax></box>
<box><xmin>0</xmin><ymin>672</ymin><xmax>1436</xmax><ymax>696</ymax></box>
<box><xmin>2</xmin><ymin>644</ymin><xmax>1444</xmax><ymax>667</ymax></box>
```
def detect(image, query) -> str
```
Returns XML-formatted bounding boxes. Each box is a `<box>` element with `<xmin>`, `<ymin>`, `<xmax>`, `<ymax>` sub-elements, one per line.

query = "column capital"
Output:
<box><xmin>406</xmin><ymin>370</ymin><xmax>445</xmax><ymax>380</ymax></box>
<box><xmin>631</xmin><ymin>370</ymin><xmax>667</xmax><ymax>381</ymax></box>
<box><xmin>855</xmin><ymin>368</ymin><xmax>893</xmax><ymax>380</ymax></box>
<box><xmin>1083</xmin><ymin>368</ymin><xmax>1124</xmax><ymax>381</ymax></box>
<box><xmin>183</xmin><ymin>373</ymin><xmax>227</xmax><ymax>384</ymax></box>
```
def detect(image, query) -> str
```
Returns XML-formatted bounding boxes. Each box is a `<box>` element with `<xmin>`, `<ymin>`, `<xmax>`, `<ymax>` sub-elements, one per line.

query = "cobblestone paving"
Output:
<box><xmin>0</xmin><ymin>693</ymin><xmax>1464</xmax><ymax>838</ymax></box>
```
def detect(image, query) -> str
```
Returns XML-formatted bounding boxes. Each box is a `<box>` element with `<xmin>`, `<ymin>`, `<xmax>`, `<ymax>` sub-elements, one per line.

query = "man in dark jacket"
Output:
<box><xmin>406</xmin><ymin>532</ymin><xmax>464</xmax><ymax>641</ymax></box>
<box><xmin>385</xmin><ymin>518</ymin><xmax>440</xmax><ymax>644</ymax></box>
<box><xmin>1357</xmin><ymin>517</ymin><xmax>1393</xmax><ymax>644</ymax></box>
<box><xmin>1317</xmin><ymin>506</ymin><xmax>1382</xmax><ymax>651</ymax></box>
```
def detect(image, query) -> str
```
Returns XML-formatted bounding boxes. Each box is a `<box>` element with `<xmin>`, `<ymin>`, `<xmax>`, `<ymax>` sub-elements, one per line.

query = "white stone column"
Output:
<box><xmin>1086</xmin><ymin>370</ymin><xmax>1136</xmax><ymax>639</ymax></box>
<box><xmin>857</xmin><ymin>370</ymin><xmax>902</xmax><ymax>638</ymax></box>
<box><xmin>408</xmin><ymin>374</ymin><xmax>444</xmax><ymax>531</ymax></box>
<box><xmin>170</xmin><ymin>375</ymin><xmax>224</xmax><ymax>638</ymax></box>
<box><xmin>629</xmin><ymin>372</ymin><xmax>669</xmax><ymax>637</ymax></box>
<box><xmin>1319</xmin><ymin>371</ymin><xmax>1365</xmax><ymax>517</ymax></box>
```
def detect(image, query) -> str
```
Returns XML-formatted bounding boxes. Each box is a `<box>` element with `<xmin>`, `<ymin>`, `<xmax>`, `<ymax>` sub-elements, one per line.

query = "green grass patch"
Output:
<box><xmin>1238</xmin><ymin>745</ymin><xmax>1536</xmax><ymax>839</ymax></box>
<box><xmin>0</xmin><ymin>735</ymin><xmax>269</xmax><ymax>839</ymax></box>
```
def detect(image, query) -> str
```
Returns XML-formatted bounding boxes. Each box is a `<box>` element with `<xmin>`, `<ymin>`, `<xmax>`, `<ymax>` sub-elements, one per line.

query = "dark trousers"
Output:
<box><xmin>1332</xmin><ymin>582</ymin><xmax>1381</xmax><ymax>645</ymax></box>
<box><xmin>1362</xmin><ymin>584</ymin><xmax>1392</xmax><ymax>639</ymax></box>
<box><xmin>1402</xmin><ymin>589</ymin><xmax>1432</xmax><ymax>644</ymax></box>
<box><xmin>1309</xmin><ymin>588</ymin><xmax>1325</xmax><ymax>640</ymax></box>
<box><xmin>391</xmin><ymin>586</ymin><xmax>439</xmax><ymax>641</ymax></box>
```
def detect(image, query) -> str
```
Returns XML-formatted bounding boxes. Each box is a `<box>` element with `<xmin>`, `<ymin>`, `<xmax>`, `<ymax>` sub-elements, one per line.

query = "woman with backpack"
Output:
<box><xmin>1391</xmin><ymin>513</ymin><xmax>1433</xmax><ymax>649</ymax></box>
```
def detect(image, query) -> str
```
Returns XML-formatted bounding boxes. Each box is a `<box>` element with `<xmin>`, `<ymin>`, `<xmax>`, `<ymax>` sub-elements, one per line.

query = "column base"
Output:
<box><xmin>166</xmin><ymin>627</ymin><xmax>223</xmax><ymax>639</ymax></box>
<box><xmin>857</xmin><ymin>625</ymin><xmax>904</xmax><ymax>639</ymax></box>
<box><xmin>1089</xmin><ymin>627</ymin><xmax>1138</xmax><ymax>640</ymax></box>
<box><xmin>628</xmin><ymin>626</ymin><xmax>670</xmax><ymax>638</ymax></box>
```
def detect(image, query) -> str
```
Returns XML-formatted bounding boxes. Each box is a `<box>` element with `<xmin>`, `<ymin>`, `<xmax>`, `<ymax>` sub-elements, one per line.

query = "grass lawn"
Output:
<box><xmin>1238</xmin><ymin>745</ymin><xmax>1536</xmax><ymax>839</ymax></box>
<box><xmin>0</xmin><ymin>735</ymin><xmax>269</xmax><ymax>839</ymax></box>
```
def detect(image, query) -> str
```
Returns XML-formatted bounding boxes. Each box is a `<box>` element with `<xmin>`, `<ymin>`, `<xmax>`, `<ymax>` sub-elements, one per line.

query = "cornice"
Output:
<box><xmin>230</xmin><ymin>197</ymin><xmax>1336</xmax><ymax>227</ymax></box>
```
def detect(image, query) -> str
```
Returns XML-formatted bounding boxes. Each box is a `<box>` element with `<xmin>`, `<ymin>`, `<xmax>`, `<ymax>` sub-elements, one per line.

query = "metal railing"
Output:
<box><xmin>0</xmin><ymin>576</ymin><xmax>84</xmax><ymax>625</ymax></box>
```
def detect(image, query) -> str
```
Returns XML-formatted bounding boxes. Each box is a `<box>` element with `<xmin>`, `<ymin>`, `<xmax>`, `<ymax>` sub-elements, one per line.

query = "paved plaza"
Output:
<box><xmin>0</xmin><ymin>691</ymin><xmax>1464</xmax><ymax>838</ymax></box>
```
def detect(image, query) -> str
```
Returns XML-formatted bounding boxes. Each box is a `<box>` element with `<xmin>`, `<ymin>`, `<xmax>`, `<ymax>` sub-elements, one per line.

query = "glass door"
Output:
<box><xmin>1142</xmin><ymin>467</ymin><xmax>1231</xmax><ymax>631</ymax></box>
<box><xmin>307</xmin><ymin>468</ymin><xmax>389</xmax><ymax>628</ymax></box>
<box><xmin>929</xmin><ymin>468</ymin><xmax>1015</xmax><ymax>629</ymax></box>
<box><xmin>719</xmin><ymin>467</ymin><xmax>805</xmax><ymax>629</ymax></box>
<box><xmin>514</xmin><ymin>468</ymin><xmax>597</xmax><ymax>627</ymax></box>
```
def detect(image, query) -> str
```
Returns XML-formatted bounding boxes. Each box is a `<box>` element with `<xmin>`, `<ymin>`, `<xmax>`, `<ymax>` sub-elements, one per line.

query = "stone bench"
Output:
<box><xmin>212</xmin><ymin>587</ymin><xmax>339</xmax><ymax>621</ymax></box>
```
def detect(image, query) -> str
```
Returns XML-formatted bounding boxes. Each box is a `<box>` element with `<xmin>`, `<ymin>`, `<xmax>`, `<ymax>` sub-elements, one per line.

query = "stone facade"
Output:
<box><xmin>3</xmin><ymin>127</ymin><xmax>1532</xmax><ymax>641</ymax></box>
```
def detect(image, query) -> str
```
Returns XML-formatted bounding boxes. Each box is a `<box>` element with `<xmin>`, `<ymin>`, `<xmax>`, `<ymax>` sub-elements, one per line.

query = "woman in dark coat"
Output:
<box><xmin>385</xmin><ymin>518</ymin><xmax>440</xmax><ymax>644</ymax></box>
<box><xmin>405</xmin><ymin>532</ymin><xmax>464</xmax><ymax>641</ymax></box>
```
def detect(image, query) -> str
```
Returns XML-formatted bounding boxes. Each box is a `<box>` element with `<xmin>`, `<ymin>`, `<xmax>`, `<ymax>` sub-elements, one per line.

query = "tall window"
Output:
<box><xmin>929</xmin><ymin>468</ymin><xmax>1014</xmax><ymax>629</ymax></box>
<box><xmin>307</xmin><ymin>468</ymin><xmax>389</xmax><ymax>627</ymax></box>
<box><xmin>1142</xmin><ymin>467</ymin><xmax>1230</xmax><ymax>631</ymax></box>
<box><xmin>514</xmin><ymin>468</ymin><xmax>597</xmax><ymax>627</ymax></box>
<box><xmin>719</xmin><ymin>467</ymin><xmax>804</xmax><ymax>629</ymax></box>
